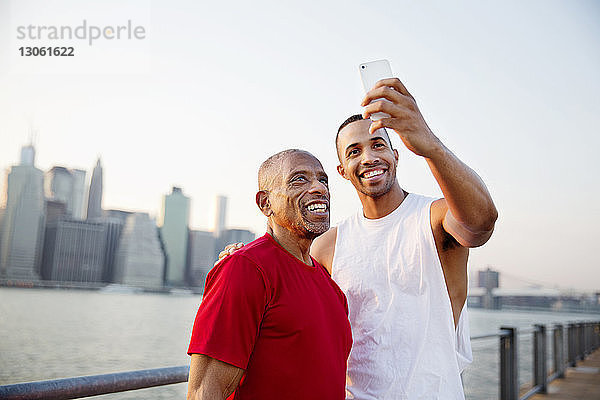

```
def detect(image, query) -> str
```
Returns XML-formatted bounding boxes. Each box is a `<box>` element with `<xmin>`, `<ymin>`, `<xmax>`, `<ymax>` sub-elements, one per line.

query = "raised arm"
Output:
<box><xmin>362</xmin><ymin>78</ymin><xmax>497</xmax><ymax>247</ymax></box>
<box><xmin>187</xmin><ymin>354</ymin><xmax>244</xmax><ymax>400</ymax></box>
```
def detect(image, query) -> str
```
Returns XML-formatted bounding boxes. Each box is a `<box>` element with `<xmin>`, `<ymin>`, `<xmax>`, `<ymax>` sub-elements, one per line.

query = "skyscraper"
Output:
<box><xmin>214</xmin><ymin>195</ymin><xmax>227</xmax><ymax>238</ymax></box>
<box><xmin>44</xmin><ymin>166</ymin><xmax>86</xmax><ymax>219</ymax></box>
<box><xmin>41</xmin><ymin>219</ymin><xmax>106</xmax><ymax>283</ymax></box>
<box><xmin>86</xmin><ymin>159</ymin><xmax>103</xmax><ymax>220</ymax></box>
<box><xmin>70</xmin><ymin>169</ymin><xmax>86</xmax><ymax>219</ymax></box>
<box><xmin>215</xmin><ymin>228</ymin><xmax>255</xmax><ymax>260</ymax></box>
<box><xmin>44</xmin><ymin>167</ymin><xmax>72</xmax><ymax>211</ymax></box>
<box><xmin>0</xmin><ymin>144</ymin><xmax>45</xmax><ymax>279</ymax></box>
<box><xmin>160</xmin><ymin>186</ymin><xmax>190</xmax><ymax>286</ymax></box>
<box><xmin>188</xmin><ymin>230</ymin><xmax>216</xmax><ymax>288</ymax></box>
<box><xmin>113</xmin><ymin>212</ymin><xmax>165</xmax><ymax>288</ymax></box>
<box><xmin>88</xmin><ymin>209</ymin><xmax>131</xmax><ymax>283</ymax></box>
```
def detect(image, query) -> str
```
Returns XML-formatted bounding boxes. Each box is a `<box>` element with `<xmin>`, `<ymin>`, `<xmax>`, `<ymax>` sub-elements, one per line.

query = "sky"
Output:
<box><xmin>0</xmin><ymin>0</ymin><xmax>598</xmax><ymax>291</ymax></box>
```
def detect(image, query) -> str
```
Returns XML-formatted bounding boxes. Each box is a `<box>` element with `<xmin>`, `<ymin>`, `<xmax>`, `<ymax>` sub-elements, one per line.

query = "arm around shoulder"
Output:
<box><xmin>310</xmin><ymin>227</ymin><xmax>337</xmax><ymax>274</ymax></box>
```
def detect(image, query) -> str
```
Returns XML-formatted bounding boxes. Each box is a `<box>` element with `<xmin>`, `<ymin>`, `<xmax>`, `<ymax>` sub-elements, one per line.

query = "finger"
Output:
<box><xmin>224</xmin><ymin>244</ymin><xmax>236</xmax><ymax>251</ymax></box>
<box><xmin>362</xmin><ymin>99</ymin><xmax>398</xmax><ymax>120</ymax></box>
<box><xmin>361</xmin><ymin>85</ymin><xmax>407</xmax><ymax>107</ymax></box>
<box><xmin>371</xmin><ymin>77</ymin><xmax>412</xmax><ymax>98</ymax></box>
<box><xmin>368</xmin><ymin>118</ymin><xmax>395</xmax><ymax>135</ymax></box>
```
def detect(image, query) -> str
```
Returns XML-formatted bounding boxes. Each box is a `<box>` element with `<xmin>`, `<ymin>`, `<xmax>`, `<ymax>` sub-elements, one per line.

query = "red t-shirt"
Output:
<box><xmin>188</xmin><ymin>233</ymin><xmax>352</xmax><ymax>400</ymax></box>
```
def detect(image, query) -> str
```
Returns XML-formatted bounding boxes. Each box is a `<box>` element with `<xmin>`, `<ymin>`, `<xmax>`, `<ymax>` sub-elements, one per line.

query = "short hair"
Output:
<box><xmin>258</xmin><ymin>149</ymin><xmax>309</xmax><ymax>191</ymax></box>
<box><xmin>335</xmin><ymin>114</ymin><xmax>393</xmax><ymax>160</ymax></box>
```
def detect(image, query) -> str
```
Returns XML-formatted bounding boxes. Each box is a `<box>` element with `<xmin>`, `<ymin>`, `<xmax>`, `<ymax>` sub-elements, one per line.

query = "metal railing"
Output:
<box><xmin>1</xmin><ymin>321</ymin><xmax>599</xmax><ymax>400</ymax></box>
<box><xmin>0</xmin><ymin>366</ymin><xmax>189</xmax><ymax>400</ymax></box>
<box><xmin>470</xmin><ymin>320</ymin><xmax>600</xmax><ymax>400</ymax></box>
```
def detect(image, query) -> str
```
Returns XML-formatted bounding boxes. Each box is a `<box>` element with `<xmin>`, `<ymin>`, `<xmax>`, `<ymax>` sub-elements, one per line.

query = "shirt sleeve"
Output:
<box><xmin>187</xmin><ymin>254</ymin><xmax>269</xmax><ymax>369</ymax></box>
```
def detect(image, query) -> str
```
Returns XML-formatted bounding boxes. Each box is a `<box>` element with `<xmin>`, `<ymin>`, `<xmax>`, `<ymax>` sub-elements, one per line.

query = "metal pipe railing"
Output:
<box><xmin>1</xmin><ymin>321</ymin><xmax>598</xmax><ymax>400</ymax></box>
<box><xmin>0</xmin><ymin>366</ymin><xmax>189</xmax><ymax>400</ymax></box>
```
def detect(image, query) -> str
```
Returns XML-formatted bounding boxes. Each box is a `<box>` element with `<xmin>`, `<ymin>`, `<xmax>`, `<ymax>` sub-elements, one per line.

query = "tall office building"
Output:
<box><xmin>160</xmin><ymin>186</ymin><xmax>190</xmax><ymax>286</ymax></box>
<box><xmin>70</xmin><ymin>169</ymin><xmax>86</xmax><ymax>219</ymax></box>
<box><xmin>0</xmin><ymin>145</ymin><xmax>45</xmax><ymax>279</ymax></box>
<box><xmin>216</xmin><ymin>228</ymin><xmax>255</xmax><ymax>260</ymax></box>
<box><xmin>86</xmin><ymin>159</ymin><xmax>103</xmax><ymax>220</ymax></box>
<box><xmin>188</xmin><ymin>230</ymin><xmax>216</xmax><ymax>288</ymax></box>
<box><xmin>113</xmin><ymin>212</ymin><xmax>165</xmax><ymax>288</ymax></box>
<box><xmin>45</xmin><ymin>167</ymin><xmax>86</xmax><ymax>219</ymax></box>
<box><xmin>214</xmin><ymin>195</ymin><xmax>227</xmax><ymax>238</ymax></box>
<box><xmin>103</xmin><ymin>209</ymin><xmax>132</xmax><ymax>224</ymax></box>
<box><xmin>41</xmin><ymin>219</ymin><xmax>106</xmax><ymax>283</ymax></box>
<box><xmin>45</xmin><ymin>200</ymin><xmax>67</xmax><ymax>224</ymax></box>
<box><xmin>89</xmin><ymin>209</ymin><xmax>131</xmax><ymax>282</ymax></box>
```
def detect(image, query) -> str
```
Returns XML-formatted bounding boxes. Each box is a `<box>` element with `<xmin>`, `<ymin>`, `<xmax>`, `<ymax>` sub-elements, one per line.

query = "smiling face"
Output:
<box><xmin>259</xmin><ymin>151</ymin><xmax>330</xmax><ymax>240</ymax></box>
<box><xmin>336</xmin><ymin>119</ymin><xmax>398</xmax><ymax>198</ymax></box>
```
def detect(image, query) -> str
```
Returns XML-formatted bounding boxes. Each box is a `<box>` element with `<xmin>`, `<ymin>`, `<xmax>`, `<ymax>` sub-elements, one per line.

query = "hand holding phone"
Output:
<box><xmin>359</xmin><ymin>59</ymin><xmax>393</xmax><ymax>120</ymax></box>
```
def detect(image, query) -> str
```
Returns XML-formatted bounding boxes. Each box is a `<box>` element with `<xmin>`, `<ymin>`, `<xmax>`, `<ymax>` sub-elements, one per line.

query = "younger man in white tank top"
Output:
<box><xmin>310</xmin><ymin>78</ymin><xmax>497</xmax><ymax>399</ymax></box>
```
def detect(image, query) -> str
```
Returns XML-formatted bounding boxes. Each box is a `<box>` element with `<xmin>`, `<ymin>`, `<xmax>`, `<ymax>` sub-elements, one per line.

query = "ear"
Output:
<box><xmin>337</xmin><ymin>164</ymin><xmax>350</xmax><ymax>180</ymax></box>
<box><xmin>256</xmin><ymin>191</ymin><xmax>272</xmax><ymax>217</ymax></box>
<box><xmin>393</xmin><ymin>148</ymin><xmax>399</xmax><ymax>163</ymax></box>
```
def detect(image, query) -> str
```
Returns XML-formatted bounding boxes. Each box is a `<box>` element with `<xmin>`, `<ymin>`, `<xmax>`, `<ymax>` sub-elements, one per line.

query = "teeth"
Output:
<box><xmin>363</xmin><ymin>170</ymin><xmax>384</xmax><ymax>178</ymax></box>
<box><xmin>307</xmin><ymin>203</ymin><xmax>327</xmax><ymax>212</ymax></box>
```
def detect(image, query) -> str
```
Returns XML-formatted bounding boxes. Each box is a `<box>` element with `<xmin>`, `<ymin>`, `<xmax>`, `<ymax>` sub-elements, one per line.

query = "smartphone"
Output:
<box><xmin>359</xmin><ymin>59</ymin><xmax>393</xmax><ymax>120</ymax></box>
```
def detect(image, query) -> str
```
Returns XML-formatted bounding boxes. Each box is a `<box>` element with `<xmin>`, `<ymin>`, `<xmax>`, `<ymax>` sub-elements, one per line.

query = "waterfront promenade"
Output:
<box><xmin>530</xmin><ymin>348</ymin><xmax>600</xmax><ymax>399</ymax></box>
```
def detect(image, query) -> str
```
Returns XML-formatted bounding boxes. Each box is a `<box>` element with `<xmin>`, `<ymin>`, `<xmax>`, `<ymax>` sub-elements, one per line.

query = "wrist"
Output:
<box><xmin>421</xmin><ymin>134</ymin><xmax>446</xmax><ymax>160</ymax></box>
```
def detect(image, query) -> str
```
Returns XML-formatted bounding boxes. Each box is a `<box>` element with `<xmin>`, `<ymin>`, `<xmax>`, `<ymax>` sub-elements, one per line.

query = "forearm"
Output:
<box><xmin>187</xmin><ymin>384</ymin><xmax>227</xmax><ymax>400</ymax></box>
<box><xmin>186</xmin><ymin>354</ymin><xmax>244</xmax><ymax>400</ymax></box>
<box><xmin>425</xmin><ymin>140</ymin><xmax>497</xmax><ymax>244</ymax></box>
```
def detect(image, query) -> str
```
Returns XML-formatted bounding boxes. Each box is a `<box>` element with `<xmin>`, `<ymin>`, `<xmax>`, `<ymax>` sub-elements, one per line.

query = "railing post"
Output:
<box><xmin>500</xmin><ymin>327</ymin><xmax>518</xmax><ymax>400</ymax></box>
<box><xmin>578</xmin><ymin>322</ymin><xmax>585</xmax><ymax>360</ymax></box>
<box><xmin>534</xmin><ymin>324</ymin><xmax>547</xmax><ymax>393</ymax></box>
<box><xmin>568</xmin><ymin>323</ymin><xmax>577</xmax><ymax>367</ymax></box>
<box><xmin>553</xmin><ymin>324</ymin><xmax>565</xmax><ymax>379</ymax></box>
<box><xmin>585</xmin><ymin>321</ymin><xmax>592</xmax><ymax>355</ymax></box>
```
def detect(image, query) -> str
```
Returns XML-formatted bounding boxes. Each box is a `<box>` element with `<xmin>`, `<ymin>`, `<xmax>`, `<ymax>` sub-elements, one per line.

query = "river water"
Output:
<box><xmin>1</xmin><ymin>287</ymin><xmax>598</xmax><ymax>399</ymax></box>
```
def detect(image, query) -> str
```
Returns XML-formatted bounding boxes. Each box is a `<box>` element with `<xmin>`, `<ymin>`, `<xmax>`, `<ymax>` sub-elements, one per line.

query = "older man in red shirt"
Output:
<box><xmin>186</xmin><ymin>149</ymin><xmax>352</xmax><ymax>400</ymax></box>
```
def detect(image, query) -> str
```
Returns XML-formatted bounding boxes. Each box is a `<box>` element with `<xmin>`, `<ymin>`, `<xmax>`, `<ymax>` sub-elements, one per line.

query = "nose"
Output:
<box><xmin>308</xmin><ymin>179</ymin><xmax>329</xmax><ymax>196</ymax></box>
<box><xmin>360</xmin><ymin>147</ymin><xmax>381</xmax><ymax>166</ymax></box>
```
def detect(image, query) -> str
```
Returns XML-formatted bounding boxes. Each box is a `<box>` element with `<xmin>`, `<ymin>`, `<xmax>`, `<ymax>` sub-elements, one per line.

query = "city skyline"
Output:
<box><xmin>0</xmin><ymin>141</ymin><xmax>256</xmax><ymax>289</ymax></box>
<box><xmin>1</xmin><ymin>1</ymin><xmax>599</xmax><ymax>291</ymax></box>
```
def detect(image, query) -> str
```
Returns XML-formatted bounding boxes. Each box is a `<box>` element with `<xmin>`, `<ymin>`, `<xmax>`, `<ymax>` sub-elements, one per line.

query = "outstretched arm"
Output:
<box><xmin>362</xmin><ymin>78</ymin><xmax>497</xmax><ymax>247</ymax></box>
<box><xmin>187</xmin><ymin>354</ymin><xmax>244</xmax><ymax>400</ymax></box>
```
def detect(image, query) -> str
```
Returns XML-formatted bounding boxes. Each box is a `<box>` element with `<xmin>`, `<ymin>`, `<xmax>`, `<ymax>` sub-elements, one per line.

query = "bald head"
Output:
<box><xmin>258</xmin><ymin>149</ymin><xmax>314</xmax><ymax>191</ymax></box>
<box><xmin>256</xmin><ymin>149</ymin><xmax>330</xmax><ymax>240</ymax></box>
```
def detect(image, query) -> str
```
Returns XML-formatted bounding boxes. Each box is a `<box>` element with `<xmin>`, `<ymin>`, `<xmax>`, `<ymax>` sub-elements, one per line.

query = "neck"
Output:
<box><xmin>266</xmin><ymin>224</ymin><xmax>314</xmax><ymax>265</ymax></box>
<box><xmin>358</xmin><ymin>181</ymin><xmax>407</xmax><ymax>219</ymax></box>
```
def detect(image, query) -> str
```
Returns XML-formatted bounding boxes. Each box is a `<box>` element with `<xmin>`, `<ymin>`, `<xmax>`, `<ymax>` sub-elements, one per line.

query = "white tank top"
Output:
<box><xmin>332</xmin><ymin>193</ymin><xmax>472</xmax><ymax>400</ymax></box>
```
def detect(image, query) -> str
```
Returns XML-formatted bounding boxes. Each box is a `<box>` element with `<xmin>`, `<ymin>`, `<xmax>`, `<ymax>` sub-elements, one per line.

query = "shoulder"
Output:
<box><xmin>310</xmin><ymin>227</ymin><xmax>337</xmax><ymax>274</ymax></box>
<box><xmin>430</xmin><ymin>197</ymin><xmax>448</xmax><ymax>227</ymax></box>
<box><xmin>429</xmin><ymin>198</ymin><xmax>467</xmax><ymax>253</ymax></box>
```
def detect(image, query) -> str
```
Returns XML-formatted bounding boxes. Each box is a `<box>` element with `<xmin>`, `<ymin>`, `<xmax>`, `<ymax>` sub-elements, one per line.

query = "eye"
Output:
<box><xmin>347</xmin><ymin>148</ymin><xmax>360</xmax><ymax>157</ymax></box>
<box><xmin>291</xmin><ymin>175</ymin><xmax>307</xmax><ymax>183</ymax></box>
<box><xmin>319</xmin><ymin>177</ymin><xmax>329</xmax><ymax>186</ymax></box>
<box><xmin>373</xmin><ymin>142</ymin><xmax>385</xmax><ymax>148</ymax></box>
